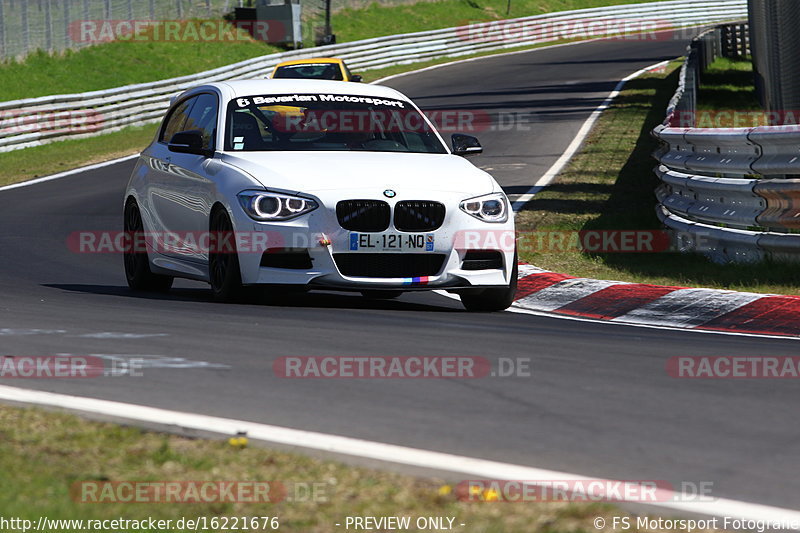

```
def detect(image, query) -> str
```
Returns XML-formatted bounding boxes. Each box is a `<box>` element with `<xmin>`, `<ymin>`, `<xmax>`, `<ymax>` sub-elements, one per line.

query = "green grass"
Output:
<box><xmin>1</xmin><ymin>403</ymin><xmax>707</xmax><ymax>533</ymax></box>
<box><xmin>0</xmin><ymin>0</ymin><xmax>670</xmax><ymax>183</ymax></box>
<box><xmin>0</xmin><ymin>37</ymin><xmax>581</xmax><ymax>187</ymax></box>
<box><xmin>0</xmin><ymin>124</ymin><xmax>157</xmax><ymax>187</ymax></box>
<box><xmin>697</xmin><ymin>57</ymin><xmax>759</xmax><ymax>111</ymax></box>
<box><xmin>331</xmin><ymin>0</ymin><xmax>663</xmax><ymax>42</ymax></box>
<box><xmin>693</xmin><ymin>57</ymin><xmax>763</xmax><ymax>127</ymax></box>
<box><xmin>515</xmin><ymin>61</ymin><xmax>800</xmax><ymax>295</ymax></box>
<box><xmin>0</xmin><ymin>0</ymin><xmax>664</xmax><ymax>100</ymax></box>
<box><xmin>0</xmin><ymin>24</ymin><xmax>280</xmax><ymax>101</ymax></box>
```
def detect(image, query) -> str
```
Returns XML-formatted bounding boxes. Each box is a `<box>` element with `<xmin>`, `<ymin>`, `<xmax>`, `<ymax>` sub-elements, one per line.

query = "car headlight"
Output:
<box><xmin>237</xmin><ymin>191</ymin><xmax>318</xmax><ymax>221</ymax></box>
<box><xmin>459</xmin><ymin>193</ymin><xmax>508</xmax><ymax>223</ymax></box>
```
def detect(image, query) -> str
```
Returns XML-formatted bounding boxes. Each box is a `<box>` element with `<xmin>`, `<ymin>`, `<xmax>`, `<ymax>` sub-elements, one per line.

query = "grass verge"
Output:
<box><xmin>0</xmin><ymin>403</ymin><xmax>703</xmax><ymax>533</ymax></box>
<box><xmin>515</xmin><ymin>61</ymin><xmax>800</xmax><ymax>295</ymax></box>
<box><xmin>694</xmin><ymin>56</ymin><xmax>762</xmax><ymax>128</ymax></box>
<box><xmin>0</xmin><ymin>26</ymin><xmax>280</xmax><ymax>101</ymax></box>
<box><xmin>332</xmin><ymin>0</ymin><xmax>661</xmax><ymax>42</ymax></box>
<box><xmin>0</xmin><ymin>0</ymin><xmax>668</xmax><ymax>186</ymax></box>
<box><xmin>0</xmin><ymin>36</ymin><xmax>584</xmax><ymax>187</ymax></box>
<box><xmin>0</xmin><ymin>0</ymin><xmax>663</xmax><ymax>100</ymax></box>
<box><xmin>0</xmin><ymin>124</ymin><xmax>157</xmax><ymax>187</ymax></box>
<box><xmin>697</xmin><ymin>57</ymin><xmax>759</xmax><ymax>112</ymax></box>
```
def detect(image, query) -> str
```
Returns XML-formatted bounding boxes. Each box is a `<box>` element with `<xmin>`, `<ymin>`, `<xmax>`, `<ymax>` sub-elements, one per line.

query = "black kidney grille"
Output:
<box><xmin>393</xmin><ymin>201</ymin><xmax>446</xmax><ymax>232</ymax></box>
<box><xmin>336</xmin><ymin>200</ymin><xmax>391</xmax><ymax>232</ymax></box>
<box><xmin>333</xmin><ymin>253</ymin><xmax>446</xmax><ymax>278</ymax></box>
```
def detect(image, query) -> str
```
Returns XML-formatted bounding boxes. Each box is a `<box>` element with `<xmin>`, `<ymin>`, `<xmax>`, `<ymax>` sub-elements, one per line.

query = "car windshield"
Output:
<box><xmin>224</xmin><ymin>93</ymin><xmax>448</xmax><ymax>154</ymax></box>
<box><xmin>273</xmin><ymin>63</ymin><xmax>343</xmax><ymax>80</ymax></box>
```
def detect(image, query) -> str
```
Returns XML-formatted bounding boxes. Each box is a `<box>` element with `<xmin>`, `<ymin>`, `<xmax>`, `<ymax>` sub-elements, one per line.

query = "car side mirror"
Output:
<box><xmin>451</xmin><ymin>133</ymin><xmax>482</xmax><ymax>157</ymax></box>
<box><xmin>350</xmin><ymin>74</ymin><xmax>363</xmax><ymax>82</ymax></box>
<box><xmin>168</xmin><ymin>130</ymin><xmax>212</xmax><ymax>157</ymax></box>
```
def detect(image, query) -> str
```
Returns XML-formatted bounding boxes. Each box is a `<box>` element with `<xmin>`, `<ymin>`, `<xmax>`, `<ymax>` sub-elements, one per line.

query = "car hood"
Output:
<box><xmin>219</xmin><ymin>151</ymin><xmax>497</xmax><ymax>195</ymax></box>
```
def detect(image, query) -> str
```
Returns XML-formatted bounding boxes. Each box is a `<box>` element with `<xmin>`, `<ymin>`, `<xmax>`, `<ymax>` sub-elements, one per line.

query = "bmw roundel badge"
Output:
<box><xmin>383</xmin><ymin>189</ymin><xmax>397</xmax><ymax>198</ymax></box>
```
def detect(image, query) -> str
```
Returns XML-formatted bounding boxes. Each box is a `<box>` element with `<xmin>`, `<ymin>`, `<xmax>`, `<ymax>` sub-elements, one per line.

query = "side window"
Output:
<box><xmin>159</xmin><ymin>97</ymin><xmax>195</xmax><ymax>143</ymax></box>
<box><xmin>183</xmin><ymin>93</ymin><xmax>218</xmax><ymax>151</ymax></box>
<box><xmin>228</xmin><ymin>109</ymin><xmax>270</xmax><ymax>151</ymax></box>
<box><xmin>343</xmin><ymin>63</ymin><xmax>353</xmax><ymax>80</ymax></box>
<box><xmin>328</xmin><ymin>64</ymin><xmax>344</xmax><ymax>81</ymax></box>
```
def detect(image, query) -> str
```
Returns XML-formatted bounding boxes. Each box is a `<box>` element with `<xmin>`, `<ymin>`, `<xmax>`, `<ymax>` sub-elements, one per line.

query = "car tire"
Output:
<box><xmin>209</xmin><ymin>207</ymin><xmax>244</xmax><ymax>302</ymax></box>
<box><xmin>459</xmin><ymin>254</ymin><xmax>518</xmax><ymax>312</ymax></box>
<box><xmin>360</xmin><ymin>290</ymin><xmax>402</xmax><ymax>299</ymax></box>
<box><xmin>124</xmin><ymin>199</ymin><xmax>173</xmax><ymax>292</ymax></box>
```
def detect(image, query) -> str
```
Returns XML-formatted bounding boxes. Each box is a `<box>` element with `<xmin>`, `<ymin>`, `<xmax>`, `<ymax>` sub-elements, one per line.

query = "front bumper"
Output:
<box><xmin>233</xmin><ymin>201</ymin><xmax>515</xmax><ymax>290</ymax></box>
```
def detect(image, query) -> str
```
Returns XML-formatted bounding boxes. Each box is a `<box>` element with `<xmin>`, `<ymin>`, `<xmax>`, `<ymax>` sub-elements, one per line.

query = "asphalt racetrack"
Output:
<box><xmin>1</xmin><ymin>33</ymin><xmax>798</xmax><ymax>512</ymax></box>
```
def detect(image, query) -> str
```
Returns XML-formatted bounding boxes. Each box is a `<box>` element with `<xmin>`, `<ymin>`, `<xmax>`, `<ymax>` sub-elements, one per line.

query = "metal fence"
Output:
<box><xmin>0</xmin><ymin>0</ymin><xmax>246</xmax><ymax>61</ymax></box>
<box><xmin>748</xmin><ymin>0</ymin><xmax>800</xmax><ymax>120</ymax></box>
<box><xmin>653</xmin><ymin>23</ymin><xmax>800</xmax><ymax>264</ymax></box>
<box><xmin>0</xmin><ymin>0</ymin><xmax>748</xmax><ymax>153</ymax></box>
<box><xmin>0</xmin><ymin>0</ymin><xmax>444</xmax><ymax>61</ymax></box>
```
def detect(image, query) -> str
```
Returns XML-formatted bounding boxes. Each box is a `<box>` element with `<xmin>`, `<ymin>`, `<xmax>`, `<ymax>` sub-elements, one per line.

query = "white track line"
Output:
<box><xmin>0</xmin><ymin>43</ymin><xmax>548</xmax><ymax>196</ymax></box>
<box><xmin>390</xmin><ymin>37</ymin><xmax>794</xmax><ymax>340</ymax></box>
<box><xmin>611</xmin><ymin>288</ymin><xmax>766</xmax><ymax>328</ymax></box>
<box><xmin>0</xmin><ymin>385</ymin><xmax>798</xmax><ymax>523</ymax></box>
<box><xmin>0</xmin><ymin>154</ymin><xmax>139</xmax><ymax>193</ymax></box>
<box><xmin>371</xmin><ymin>36</ymin><xmax>621</xmax><ymax>85</ymax></box>
<box><xmin>438</xmin><ymin>271</ymin><xmax>799</xmax><ymax>341</ymax></box>
<box><xmin>371</xmin><ymin>43</ymin><xmax>673</xmax><ymax>213</ymax></box>
<box><xmin>370</xmin><ymin>27</ymin><xmax>694</xmax><ymax>86</ymax></box>
<box><xmin>515</xmin><ymin>278</ymin><xmax>625</xmax><ymax>312</ymax></box>
<box><xmin>441</xmin><ymin>288</ymin><xmax>800</xmax><ymax>340</ymax></box>
<box><xmin>511</xmin><ymin>59</ymin><xmax>670</xmax><ymax>211</ymax></box>
<box><xmin>506</xmin><ymin>300</ymin><xmax>800</xmax><ymax>341</ymax></box>
<box><xmin>0</xmin><ymin>43</ymin><xmax>670</xmax><ymax>196</ymax></box>
<box><xmin>2</xmin><ymin>29</ymin><xmax>796</xmax><ymax>522</ymax></box>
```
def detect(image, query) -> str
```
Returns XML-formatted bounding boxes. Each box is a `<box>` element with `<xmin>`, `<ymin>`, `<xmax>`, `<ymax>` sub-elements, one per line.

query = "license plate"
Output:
<box><xmin>349</xmin><ymin>233</ymin><xmax>435</xmax><ymax>252</ymax></box>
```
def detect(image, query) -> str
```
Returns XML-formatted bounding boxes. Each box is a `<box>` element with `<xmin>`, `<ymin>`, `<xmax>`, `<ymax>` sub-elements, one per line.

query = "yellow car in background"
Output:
<box><xmin>270</xmin><ymin>58</ymin><xmax>362</xmax><ymax>82</ymax></box>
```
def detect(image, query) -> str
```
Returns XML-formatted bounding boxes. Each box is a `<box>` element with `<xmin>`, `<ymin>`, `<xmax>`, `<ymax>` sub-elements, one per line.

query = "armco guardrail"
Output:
<box><xmin>0</xmin><ymin>0</ymin><xmax>747</xmax><ymax>153</ymax></box>
<box><xmin>654</xmin><ymin>165</ymin><xmax>764</xmax><ymax>228</ymax></box>
<box><xmin>653</xmin><ymin>23</ymin><xmax>800</xmax><ymax>264</ymax></box>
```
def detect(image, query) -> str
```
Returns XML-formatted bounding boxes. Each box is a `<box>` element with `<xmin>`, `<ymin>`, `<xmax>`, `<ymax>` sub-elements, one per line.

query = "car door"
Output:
<box><xmin>145</xmin><ymin>93</ymin><xmax>219</xmax><ymax>263</ymax></box>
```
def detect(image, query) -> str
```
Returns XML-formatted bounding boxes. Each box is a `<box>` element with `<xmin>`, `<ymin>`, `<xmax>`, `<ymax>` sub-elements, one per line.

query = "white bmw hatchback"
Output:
<box><xmin>124</xmin><ymin>79</ymin><xmax>517</xmax><ymax>311</ymax></box>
